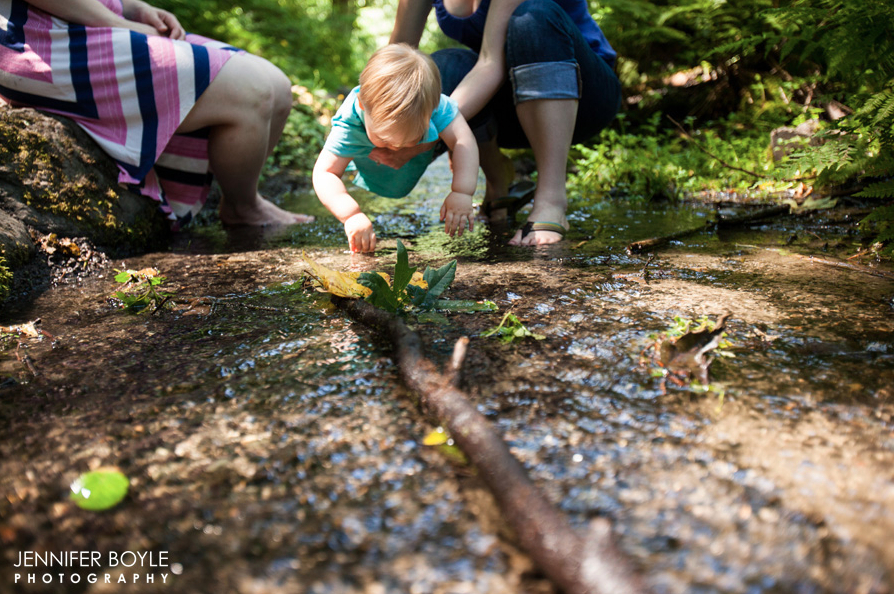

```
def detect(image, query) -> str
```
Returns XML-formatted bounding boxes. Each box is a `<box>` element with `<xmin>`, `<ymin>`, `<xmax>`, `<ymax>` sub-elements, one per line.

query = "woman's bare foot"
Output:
<box><xmin>219</xmin><ymin>194</ymin><xmax>315</xmax><ymax>226</ymax></box>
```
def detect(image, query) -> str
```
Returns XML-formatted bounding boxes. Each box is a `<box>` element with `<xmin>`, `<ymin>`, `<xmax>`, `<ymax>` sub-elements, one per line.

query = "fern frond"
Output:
<box><xmin>855</xmin><ymin>180</ymin><xmax>894</xmax><ymax>200</ymax></box>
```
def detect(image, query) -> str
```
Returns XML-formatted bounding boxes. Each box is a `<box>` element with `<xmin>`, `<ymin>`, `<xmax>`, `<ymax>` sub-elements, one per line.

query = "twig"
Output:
<box><xmin>332</xmin><ymin>297</ymin><xmax>646</xmax><ymax>594</ymax></box>
<box><xmin>15</xmin><ymin>344</ymin><xmax>38</xmax><ymax>377</ymax></box>
<box><xmin>667</xmin><ymin>116</ymin><xmax>815</xmax><ymax>182</ymax></box>
<box><xmin>627</xmin><ymin>205</ymin><xmax>791</xmax><ymax>254</ymax></box>
<box><xmin>445</xmin><ymin>337</ymin><xmax>469</xmax><ymax>388</ymax></box>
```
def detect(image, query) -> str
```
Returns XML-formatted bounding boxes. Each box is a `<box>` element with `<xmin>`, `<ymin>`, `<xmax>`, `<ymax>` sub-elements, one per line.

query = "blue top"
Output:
<box><xmin>433</xmin><ymin>0</ymin><xmax>617</xmax><ymax>68</ymax></box>
<box><xmin>323</xmin><ymin>86</ymin><xmax>460</xmax><ymax>198</ymax></box>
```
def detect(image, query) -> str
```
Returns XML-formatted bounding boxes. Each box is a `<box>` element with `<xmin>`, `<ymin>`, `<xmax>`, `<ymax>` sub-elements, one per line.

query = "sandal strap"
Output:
<box><xmin>520</xmin><ymin>221</ymin><xmax>567</xmax><ymax>239</ymax></box>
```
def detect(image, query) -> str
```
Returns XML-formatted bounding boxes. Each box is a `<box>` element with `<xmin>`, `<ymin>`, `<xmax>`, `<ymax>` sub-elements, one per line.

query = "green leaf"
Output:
<box><xmin>392</xmin><ymin>240</ymin><xmax>417</xmax><ymax>298</ymax></box>
<box><xmin>358</xmin><ymin>272</ymin><xmax>401</xmax><ymax>313</ymax></box>
<box><xmin>483</xmin><ymin>311</ymin><xmax>545</xmax><ymax>343</ymax></box>
<box><xmin>114</xmin><ymin>270</ymin><xmax>132</xmax><ymax>284</ymax></box>
<box><xmin>70</xmin><ymin>468</ymin><xmax>129</xmax><ymax>511</ymax></box>
<box><xmin>432</xmin><ymin>299</ymin><xmax>499</xmax><ymax>312</ymax></box>
<box><xmin>413</xmin><ymin>260</ymin><xmax>457</xmax><ymax>309</ymax></box>
<box><xmin>415</xmin><ymin>312</ymin><xmax>451</xmax><ymax>325</ymax></box>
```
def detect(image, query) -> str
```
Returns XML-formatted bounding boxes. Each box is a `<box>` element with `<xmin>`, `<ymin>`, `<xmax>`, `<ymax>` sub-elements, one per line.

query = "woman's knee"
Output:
<box><xmin>217</xmin><ymin>55</ymin><xmax>288</xmax><ymax>120</ymax></box>
<box><xmin>505</xmin><ymin>0</ymin><xmax>577</xmax><ymax>69</ymax></box>
<box><xmin>508</xmin><ymin>0</ymin><xmax>569</xmax><ymax>36</ymax></box>
<box><xmin>245</xmin><ymin>54</ymin><xmax>292</xmax><ymax>119</ymax></box>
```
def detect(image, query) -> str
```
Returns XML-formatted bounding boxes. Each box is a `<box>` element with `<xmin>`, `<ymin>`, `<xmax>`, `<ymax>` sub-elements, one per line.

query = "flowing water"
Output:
<box><xmin>1</xmin><ymin>158</ymin><xmax>893</xmax><ymax>594</ymax></box>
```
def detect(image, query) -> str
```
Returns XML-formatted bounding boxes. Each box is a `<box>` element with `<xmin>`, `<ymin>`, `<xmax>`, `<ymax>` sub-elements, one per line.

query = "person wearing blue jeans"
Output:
<box><xmin>386</xmin><ymin>0</ymin><xmax>621</xmax><ymax>245</ymax></box>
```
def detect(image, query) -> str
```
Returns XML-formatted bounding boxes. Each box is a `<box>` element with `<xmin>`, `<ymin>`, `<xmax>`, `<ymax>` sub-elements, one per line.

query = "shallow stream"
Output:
<box><xmin>2</xmin><ymin>158</ymin><xmax>893</xmax><ymax>594</ymax></box>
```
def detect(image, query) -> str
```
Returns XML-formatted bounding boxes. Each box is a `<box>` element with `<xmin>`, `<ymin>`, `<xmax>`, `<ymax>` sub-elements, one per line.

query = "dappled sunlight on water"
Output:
<box><xmin>1</xmin><ymin>156</ymin><xmax>893</xmax><ymax>593</ymax></box>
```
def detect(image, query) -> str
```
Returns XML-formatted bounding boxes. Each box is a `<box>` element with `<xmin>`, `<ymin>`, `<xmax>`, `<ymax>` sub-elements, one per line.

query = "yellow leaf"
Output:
<box><xmin>0</xmin><ymin>322</ymin><xmax>40</xmax><ymax>337</ymax></box>
<box><xmin>410</xmin><ymin>271</ymin><xmax>428</xmax><ymax>289</ymax></box>
<box><xmin>422</xmin><ymin>427</ymin><xmax>450</xmax><ymax>446</ymax></box>
<box><xmin>302</xmin><ymin>253</ymin><xmax>371</xmax><ymax>298</ymax></box>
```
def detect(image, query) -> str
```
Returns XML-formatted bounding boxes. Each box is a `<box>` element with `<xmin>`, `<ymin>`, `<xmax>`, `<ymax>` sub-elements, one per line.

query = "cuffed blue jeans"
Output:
<box><xmin>431</xmin><ymin>0</ymin><xmax>621</xmax><ymax>148</ymax></box>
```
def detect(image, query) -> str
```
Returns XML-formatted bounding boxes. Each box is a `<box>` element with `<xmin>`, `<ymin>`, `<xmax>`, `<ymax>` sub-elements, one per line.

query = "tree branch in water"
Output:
<box><xmin>332</xmin><ymin>296</ymin><xmax>647</xmax><ymax>594</ymax></box>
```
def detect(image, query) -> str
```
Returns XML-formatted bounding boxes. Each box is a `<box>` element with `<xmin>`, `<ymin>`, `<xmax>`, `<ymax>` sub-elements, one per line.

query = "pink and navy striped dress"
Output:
<box><xmin>0</xmin><ymin>0</ymin><xmax>240</xmax><ymax>228</ymax></box>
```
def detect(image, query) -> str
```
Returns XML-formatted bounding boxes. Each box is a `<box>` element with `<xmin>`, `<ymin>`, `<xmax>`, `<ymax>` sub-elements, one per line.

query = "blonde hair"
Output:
<box><xmin>359</xmin><ymin>44</ymin><xmax>441</xmax><ymax>144</ymax></box>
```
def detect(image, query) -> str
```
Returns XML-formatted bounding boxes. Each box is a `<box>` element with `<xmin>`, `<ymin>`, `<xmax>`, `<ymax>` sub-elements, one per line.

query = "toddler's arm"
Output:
<box><xmin>438</xmin><ymin>116</ymin><xmax>479</xmax><ymax>237</ymax></box>
<box><xmin>312</xmin><ymin>150</ymin><xmax>376</xmax><ymax>253</ymax></box>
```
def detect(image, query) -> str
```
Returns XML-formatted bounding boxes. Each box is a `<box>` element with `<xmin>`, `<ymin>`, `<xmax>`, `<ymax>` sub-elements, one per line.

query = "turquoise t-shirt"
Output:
<box><xmin>322</xmin><ymin>86</ymin><xmax>459</xmax><ymax>198</ymax></box>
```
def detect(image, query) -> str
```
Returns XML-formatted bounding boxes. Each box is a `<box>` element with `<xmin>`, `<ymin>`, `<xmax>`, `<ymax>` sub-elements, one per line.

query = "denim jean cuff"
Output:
<box><xmin>510</xmin><ymin>60</ymin><xmax>581</xmax><ymax>104</ymax></box>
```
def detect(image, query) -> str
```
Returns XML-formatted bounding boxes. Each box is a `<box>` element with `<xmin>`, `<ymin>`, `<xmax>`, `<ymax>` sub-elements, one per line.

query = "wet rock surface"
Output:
<box><xmin>0</xmin><ymin>106</ymin><xmax>171</xmax><ymax>306</ymax></box>
<box><xmin>1</xmin><ymin>158</ymin><xmax>893</xmax><ymax>593</ymax></box>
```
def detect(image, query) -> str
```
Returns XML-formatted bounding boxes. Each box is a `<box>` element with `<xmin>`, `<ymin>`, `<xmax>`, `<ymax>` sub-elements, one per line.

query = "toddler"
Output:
<box><xmin>312</xmin><ymin>44</ymin><xmax>478</xmax><ymax>253</ymax></box>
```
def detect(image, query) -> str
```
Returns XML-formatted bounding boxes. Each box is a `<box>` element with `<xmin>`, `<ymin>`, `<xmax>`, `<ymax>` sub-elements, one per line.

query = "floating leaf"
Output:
<box><xmin>433</xmin><ymin>299</ymin><xmax>498</xmax><ymax>312</ymax></box>
<box><xmin>782</xmin><ymin>195</ymin><xmax>837</xmax><ymax>212</ymax></box>
<box><xmin>658</xmin><ymin>314</ymin><xmax>729</xmax><ymax>386</ymax></box>
<box><xmin>304</xmin><ymin>243</ymin><xmax>454</xmax><ymax>313</ymax></box>
<box><xmin>302</xmin><ymin>252</ymin><xmax>371</xmax><ymax>298</ymax></box>
<box><xmin>112</xmin><ymin>268</ymin><xmax>173</xmax><ymax>313</ymax></box>
<box><xmin>0</xmin><ymin>322</ymin><xmax>40</xmax><ymax>338</ymax></box>
<box><xmin>483</xmin><ymin>311</ymin><xmax>545</xmax><ymax>343</ymax></box>
<box><xmin>421</xmin><ymin>428</ymin><xmax>468</xmax><ymax>465</ymax></box>
<box><xmin>415</xmin><ymin>312</ymin><xmax>451</xmax><ymax>325</ymax></box>
<box><xmin>70</xmin><ymin>467</ymin><xmax>129</xmax><ymax>511</ymax></box>
<box><xmin>422</xmin><ymin>427</ymin><xmax>450</xmax><ymax>446</ymax></box>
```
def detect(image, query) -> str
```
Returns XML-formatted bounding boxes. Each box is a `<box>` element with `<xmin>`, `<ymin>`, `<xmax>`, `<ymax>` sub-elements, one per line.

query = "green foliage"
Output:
<box><xmin>482</xmin><ymin>312</ymin><xmax>545</xmax><ymax>344</ymax></box>
<box><xmin>406</xmin><ymin>260</ymin><xmax>457</xmax><ymax>310</ymax></box>
<box><xmin>152</xmin><ymin>0</ymin><xmax>373</xmax><ymax>88</ymax></box>
<box><xmin>0</xmin><ymin>254</ymin><xmax>11</xmax><ymax>303</ymax></box>
<box><xmin>570</xmin><ymin>113</ymin><xmax>774</xmax><ymax>201</ymax></box>
<box><xmin>656</xmin><ymin>315</ymin><xmax>734</xmax><ymax>353</ymax></box>
<box><xmin>859</xmin><ymin>205</ymin><xmax>894</xmax><ymax>256</ymax></box>
<box><xmin>358</xmin><ymin>240</ymin><xmax>457</xmax><ymax>313</ymax></box>
<box><xmin>69</xmin><ymin>468</ymin><xmax>129</xmax><ymax>511</ymax></box>
<box><xmin>268</xmin><ymin>104</ymin><xmax>328</xmax><ymax>178</ymax></box>
<box><xmin>112</xmin><ymin>269</ymin><xmax>175</xmax><ymax>314</ymax></box>
<box><xmin>581</xmin><ymin>0</ymin><xmax>894</xmax><ymax>253</ymax></box>
<box><xmin>594</xmin><ymin>0</ymin><xmax>778</xmax><ymax>86</ymax></box>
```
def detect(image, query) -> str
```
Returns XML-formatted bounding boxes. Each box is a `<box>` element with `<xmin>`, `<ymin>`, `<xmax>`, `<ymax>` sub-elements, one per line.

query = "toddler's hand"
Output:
<box><xmin>344</xmin><ymin>213</ymin><xmax>376</xmax><ymax>253</ymax></box>
<box><xmin>440</xmin><ymin>192</ymin><xmax>474</xmax><ymax>238</ymax></box>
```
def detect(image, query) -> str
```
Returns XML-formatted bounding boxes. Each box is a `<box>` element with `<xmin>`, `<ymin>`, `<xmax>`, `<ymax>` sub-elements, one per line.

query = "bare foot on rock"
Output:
<box><xmin>219</xmin><ymin>194</ymin><xmax>315</xmax><ymax>226</ymax></box>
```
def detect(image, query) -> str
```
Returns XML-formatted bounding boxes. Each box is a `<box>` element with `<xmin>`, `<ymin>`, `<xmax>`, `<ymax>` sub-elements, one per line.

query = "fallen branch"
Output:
<box><xmin>332</xmin><ymin>297</ymin><xmax>646</xmax><ymax>594</ymax></box>
<box><xmin>627</xmin><ymin>205</ymin><xmax>791</xmax><ymax>254</ymax></box>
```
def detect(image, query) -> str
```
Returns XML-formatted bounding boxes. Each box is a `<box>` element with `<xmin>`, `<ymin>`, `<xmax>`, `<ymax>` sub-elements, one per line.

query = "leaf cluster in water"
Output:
<box><xmin>112</xmin><ymin>268</ymin><xmax>174</xmax><ymax>314</ymax></box>
<box><xmin>359</xmin><ymin>240</ymin><xmax>457</xmax><ymax>313</ymax></box>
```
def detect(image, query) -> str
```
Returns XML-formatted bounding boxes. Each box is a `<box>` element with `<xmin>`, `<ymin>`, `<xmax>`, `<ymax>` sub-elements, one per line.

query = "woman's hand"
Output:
<box><xmin>121</xmin><ymin>0</ymin><xmax>185</xmax><ymax>39</ymax></box>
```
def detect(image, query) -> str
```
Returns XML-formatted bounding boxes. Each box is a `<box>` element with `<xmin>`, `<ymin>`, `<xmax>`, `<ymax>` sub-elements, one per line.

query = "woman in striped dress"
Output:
<box><xmin>0</xmin><ymin>0</ymin><xmax>315</xmax><ymax>229</ymax></box>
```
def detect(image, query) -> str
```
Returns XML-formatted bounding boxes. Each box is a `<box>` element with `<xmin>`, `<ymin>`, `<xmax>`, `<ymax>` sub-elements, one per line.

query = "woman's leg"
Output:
<box><xmin>509</xmin><ymin>97</ymin><xmax>576</xmax><ymax>245</ymax></box>
<box><xmin>500</xmin><ymin>0</ymin><xmax>621</xmax><ymax>245</ymax></box>
<box><xmin>176</xmin><ymin>53</ymin><xmax>313</xmax><ymax>226</ymax></box>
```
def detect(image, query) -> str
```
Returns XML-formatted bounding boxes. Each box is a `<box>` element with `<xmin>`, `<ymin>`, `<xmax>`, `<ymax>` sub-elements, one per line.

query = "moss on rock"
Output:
<box><xmin>0</xmin><ymin>108</ymin><xmax>169</xmax><ymax>251</ymax></box>
<box><xmin>0</xmin><ymin>254</ymin><xmax>10</xmax><ymax>302</ymax></box>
